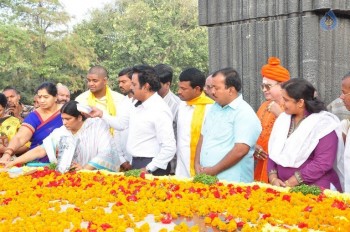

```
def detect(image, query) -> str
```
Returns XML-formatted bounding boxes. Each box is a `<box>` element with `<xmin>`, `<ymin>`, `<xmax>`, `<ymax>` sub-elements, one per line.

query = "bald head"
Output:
<box><xmin>57</xmin><ymin>84</ymin><xmax>70</xmax><ymax>104</ymax></box>
<box><xmin>204</xmin><ymin>75</ymin><xmax>214</xmax><ymax>99</ymax></box>
<box><xmin>88</xmin><ymin>65</ymin><xmax>108</xmax><ymax>79</ymax></box>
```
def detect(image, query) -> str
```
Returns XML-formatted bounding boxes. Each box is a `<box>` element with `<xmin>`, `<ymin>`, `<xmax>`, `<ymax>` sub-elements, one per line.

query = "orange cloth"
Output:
<box><xmin>261</xmin><ymin>57</ymin><xmax>290</xmax><ymax>82</ymax></box>
<box><xmin>254</xmin><ymin>101</ymin><xmax>278</xmax><ymax>182</ymax></box>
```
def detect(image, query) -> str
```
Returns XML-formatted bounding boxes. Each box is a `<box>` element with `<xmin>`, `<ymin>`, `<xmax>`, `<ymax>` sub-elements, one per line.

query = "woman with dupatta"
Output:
<box><xmin>6</xmin><ymin>101</ymin><xmax>120</xmax><ymax>172</ymax></box>
<box><xmin>268</xmin><ymin>78</ymin><xmax>344</xmax><ymax>191</ymax></box>
<box><xmin>254</xmin><ymin>57</ymin><xmax>290</xmax><ymax>183</ymax></box>
<box><xmin>0</xmin><ymin>82</ymin><xmax>63</xmax><ymax>163</ymax></box>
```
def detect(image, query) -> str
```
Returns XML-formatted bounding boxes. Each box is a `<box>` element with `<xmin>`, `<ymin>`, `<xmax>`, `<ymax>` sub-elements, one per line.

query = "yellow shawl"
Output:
<box><xmin>186</xmin><ymin>92</ymin><xmax>214</xmax><ymax>176</ymax></box>
<box><xmin>87</xmin><ymin>86</ymin><xmax>116</xmax><ymax>134</ymax></box>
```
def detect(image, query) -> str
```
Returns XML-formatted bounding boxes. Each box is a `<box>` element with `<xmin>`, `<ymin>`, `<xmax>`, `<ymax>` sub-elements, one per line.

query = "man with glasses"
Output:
<box><xmin>254</xmin><ymin>57</ymin><xmax>290</xmax><ymax>183</ymax></box>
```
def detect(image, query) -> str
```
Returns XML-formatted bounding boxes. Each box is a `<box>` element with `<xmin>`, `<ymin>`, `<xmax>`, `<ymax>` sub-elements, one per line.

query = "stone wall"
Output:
<box><xmin>198</xmin><ymin>0</ymin><xmax>350</xmax><ymax>109</ymax></box>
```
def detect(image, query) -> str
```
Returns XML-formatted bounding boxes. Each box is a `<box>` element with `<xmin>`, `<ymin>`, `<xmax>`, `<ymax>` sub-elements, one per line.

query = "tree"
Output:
<box><xmin>0</xmin><ymin>0</ymin><xmax>96</xmax><ymax>103</ymax></box>
<box><xmin>74</xmin><ymin>0</ymin><xmax>208</xmax><ymax>91</ymax></box>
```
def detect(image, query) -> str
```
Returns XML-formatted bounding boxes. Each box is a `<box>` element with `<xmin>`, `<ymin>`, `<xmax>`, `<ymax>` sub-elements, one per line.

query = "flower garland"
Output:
<box><xmin>0</xmin><ymin>168</ymin><xmax>350</xmax><ymax>231</ymax></box>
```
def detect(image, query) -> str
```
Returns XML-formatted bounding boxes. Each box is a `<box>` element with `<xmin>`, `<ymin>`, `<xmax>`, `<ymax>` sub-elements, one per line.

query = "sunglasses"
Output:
<box><xmin>260</xmin><ymin>83</ymin><xmax>279</xmax><ymax>91</ymax></box>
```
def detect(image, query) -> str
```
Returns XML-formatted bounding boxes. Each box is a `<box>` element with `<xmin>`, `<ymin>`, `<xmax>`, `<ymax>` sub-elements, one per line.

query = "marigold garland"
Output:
<box><xmin>0</xmin><ymin>168</ymin><xmax>350</xmax><ymax>231</ymax></box>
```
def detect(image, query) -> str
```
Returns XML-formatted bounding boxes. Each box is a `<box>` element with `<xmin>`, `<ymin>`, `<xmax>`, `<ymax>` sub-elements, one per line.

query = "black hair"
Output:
<box><xmin>88</xmin><ymin>65</ymin><xmax>109</xmax><ymax>79</ymax></box>
<box><xmin>0</xmin><ymin>93</ymin><xmax>7</xmax><ymax>108</ymax></box>
<box><xmin>154</xmin><ymin>64</ymin><xmax>173</xmax><ymax>84</ymax></box>
<box><xmin>118</xmin><ymin>67</ymin><xmax>133</xmax><ymax>79</ymax></box>
<box><xmin>60</xmin><ymin>101</ymin><xmax>86</xmax><ymax>121</ymax></box>
<box><xmin>179</xmin><ymin>68</ymin><xmax>205</xmax><ymax>91</ymax></box>
<box><xmin>281</xmin><ymin>78</ymin><xmax>326</xmax><ymax>113</ymax></box>
<box><xmin>36</xmin><ymin>82</ymin><xmax>57</xmax><ymax>97</ymax></box>
<box><xmin>132</xmin><ymin>64</ymin><xmax>161</xmax><ymax>92</ymax></box>
<box><xmin>212</xmin><ymin>67</ymin><xmax>241</xmax><ymax>92</ymax></box>
<box><xmin>3</xmin><ymin>86</ymin><xmax>20</xmax><ymax>95</ymax></box>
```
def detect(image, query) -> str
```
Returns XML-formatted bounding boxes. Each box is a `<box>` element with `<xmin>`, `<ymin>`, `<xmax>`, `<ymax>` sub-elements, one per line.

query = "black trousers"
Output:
<box><xmin>132</xmin><ymin>157</ymin><xmax>171</xmax><ymax>176</ymax></box>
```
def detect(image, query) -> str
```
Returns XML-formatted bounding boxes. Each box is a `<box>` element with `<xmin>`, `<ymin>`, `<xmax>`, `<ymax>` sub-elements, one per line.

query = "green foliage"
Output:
<box><xmin>74</xmin><ymin>0</ymin><xmax>208</xmax><ymax>92</ymax></box>
<box><xmin>0</xmin><ymin>0</ymin><xmax>208</xmax><ymax>100</ymax></box>
<box><xmin>124</xmin><ymin>169</ymin><xmax>142</xmax><ymax>177</ymax></box>
<box><xmin>290</xmin><ymin>184</ymin><xmax>322</xmax><ymax>196</ymax></box>
<box><xmin>0</xmin><ymin>0</ymin><xmax>95</xmax><ymax>103</ymax></box>
<box><xmin>48</xmin><ymin>163</ymin><xmax>57</xmax><ymax>170</ymax></box>
<box><xmin>193</xmin><ymin>173</ymin><xmax>218</xmax><ymax>186</ymax></box>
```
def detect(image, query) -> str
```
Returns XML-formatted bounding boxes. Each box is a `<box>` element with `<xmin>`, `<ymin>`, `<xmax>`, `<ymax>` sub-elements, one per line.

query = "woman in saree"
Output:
<box><xmin>0</xmin><ymin>82</ymin><xmax>63</xmax><ymax>163</ymax></box>
<box><xmin>254</xmin><ymin>57</ymin><xmax>290</xmax><ymax>182</ymax></box>
<box><xmin>0</xmin><ymin>93</ymin><xmax>29</xmax><ymax>156</ymax></box>
<box><xmin>6</xmin><ymin>101</ymin><xmax>120</xmax><ymax>172</ymax></box>
<box><xmin>268</xmin><ymin>78</ymin><xmax>344</xmax><ymax>191</ymax></box>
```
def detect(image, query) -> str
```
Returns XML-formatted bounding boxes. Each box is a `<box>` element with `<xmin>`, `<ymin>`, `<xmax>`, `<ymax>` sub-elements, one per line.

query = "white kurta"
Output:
<box><xmin>175</xmin><ymin>101</ymin><xmax>212</xmax><ymax>178</ymax></box>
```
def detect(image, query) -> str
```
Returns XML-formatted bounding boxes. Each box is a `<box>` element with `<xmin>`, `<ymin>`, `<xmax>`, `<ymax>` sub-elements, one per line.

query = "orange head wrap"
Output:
<box><xmin>261</xmin><ymin>57</ymin><xmax>290</xmax><ymax>82</ymax></box>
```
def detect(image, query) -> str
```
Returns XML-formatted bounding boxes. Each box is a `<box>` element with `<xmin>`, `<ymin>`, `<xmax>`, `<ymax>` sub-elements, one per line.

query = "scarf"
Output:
<box><xmin>269</xmin><ymin>111</ymin><xmax>345</xmax><ymax>190</ymax></box>
<box><xmin>186</xmin><ymin>92</ymin><xmax>214</xmax><ymax>176</ymax></box>
<box><xmin>87</xmin><ymin>86</ymin><xmax>116</xmax><ymax>134</ymax></box>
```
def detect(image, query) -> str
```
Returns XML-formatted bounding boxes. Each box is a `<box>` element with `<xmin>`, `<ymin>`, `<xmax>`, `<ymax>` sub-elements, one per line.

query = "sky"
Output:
<box><xmin>60</xmin><ymin>0</ymin><xmax>112</xmax><ymax>25</ymax></box>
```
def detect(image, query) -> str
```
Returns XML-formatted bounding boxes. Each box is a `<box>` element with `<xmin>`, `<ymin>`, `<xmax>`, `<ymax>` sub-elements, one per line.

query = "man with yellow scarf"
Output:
<box><xmin>175</xmin><ymin>68</ymin><xmax>214</xmax><ymax>178</ymax></box>
<box><xmin>75</xmin><ymin>65</ymin><xmax>124</xmax><ymax>131</ymax></box>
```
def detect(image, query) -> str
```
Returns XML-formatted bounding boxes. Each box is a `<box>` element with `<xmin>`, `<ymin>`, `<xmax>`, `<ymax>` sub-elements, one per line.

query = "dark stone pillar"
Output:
<box><xmin>199</xmin><ymin>0</ymin><xmax>350</xmax><ymax>109</ymax></box>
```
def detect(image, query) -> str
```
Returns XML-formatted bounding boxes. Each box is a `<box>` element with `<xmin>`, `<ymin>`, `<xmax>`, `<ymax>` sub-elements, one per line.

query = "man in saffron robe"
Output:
<box><xmin>254</xmin><ymin>57</ymin><xmax>290</xmax><ymax>182</ymax></box>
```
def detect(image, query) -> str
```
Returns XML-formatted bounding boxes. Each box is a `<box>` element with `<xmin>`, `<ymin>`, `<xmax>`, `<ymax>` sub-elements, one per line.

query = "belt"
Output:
<box><xmin>132</xmin><ymin>157</ymin><xmax>153</xmax><ymax>160</ymax></box>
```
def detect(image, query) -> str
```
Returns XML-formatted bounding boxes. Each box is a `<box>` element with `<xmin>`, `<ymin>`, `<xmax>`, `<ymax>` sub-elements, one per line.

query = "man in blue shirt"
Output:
<box><xmin>195</xmin><ymin>67</ymin><xmax>262</xmax><ymax>182</ymax></box>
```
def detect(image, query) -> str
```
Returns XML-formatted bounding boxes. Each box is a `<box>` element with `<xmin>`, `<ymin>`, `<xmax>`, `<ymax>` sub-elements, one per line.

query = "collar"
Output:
<box><xmin>225</xmin><ymin>94</ymin><xmax>243</xmax><ymax>110</ymax></box>
<box><xmin>141</xmin><ymin>92</ymin><xmax>158</xmax><ymax>109</ymax></box>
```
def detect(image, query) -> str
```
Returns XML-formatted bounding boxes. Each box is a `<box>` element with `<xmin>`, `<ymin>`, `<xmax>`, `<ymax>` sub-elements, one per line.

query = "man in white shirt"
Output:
<box><xmin>154</xmin><ymin>63</ymin><xmax>180</xmax><ymax>174</ymax></box>
<box><xmin>75</xmin><ymin>65</ymin><xmax>124</xmax><ymax>118</ymax></box>
<box><xmin>116</xmin><ymin>67</ymin><xmax>135</xmax><ymax>171</ymax></box>
<box><xmin>176</xmin><ymin>68</ymin><xmax>214</xmax><ymax>178</ymax></box>
<box><xmin>90</xmin><ymin>65</ymin><xmax>176</xmax><ymax>176</ymax></box>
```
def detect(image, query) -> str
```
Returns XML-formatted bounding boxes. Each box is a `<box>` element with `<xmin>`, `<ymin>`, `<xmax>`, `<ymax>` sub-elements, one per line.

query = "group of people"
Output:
<box><xmin>253</xmin><ymin>58</ymin><xmax>350</xmax><ymax>192</ymax></box>
<box><xmin>0</xmin><ymin>59</ymin><xmax>349</xmax><ymax>193</ymax></box>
